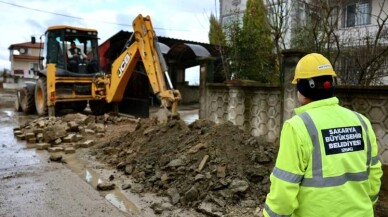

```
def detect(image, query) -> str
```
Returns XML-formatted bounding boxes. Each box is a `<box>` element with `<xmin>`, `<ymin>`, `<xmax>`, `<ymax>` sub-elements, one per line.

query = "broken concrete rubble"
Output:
<box><xmin>12</xmin><ymin>113</ymin><xmax>132</xmax><ymax>158</ymax></box>
<box><xmin>49</xmin><ymin>153</ymin><xmax>63</xmax><ymax>162</ymax></box>
<box><xmin>13</xmin><ymin>112</ymin><xmax>277</xmax><ymax>216</ymax></box>
<box><xmin>91</xmin><ymin>118</ymin><xmax>277</xmax><ymax>216</ymax></box>
<box><xmin>97</xmin><ymin>182</ymin><xmax>115</xmax><ymax>191</ymax></box>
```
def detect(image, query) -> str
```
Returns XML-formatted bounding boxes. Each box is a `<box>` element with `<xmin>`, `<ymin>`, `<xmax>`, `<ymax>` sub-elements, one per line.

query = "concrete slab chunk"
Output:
<box><xmin>81</xmin><ymin>140</ymin><xmax>94</xmax><ymax>148</ymax></box>
<box><xmin>36</xmin><ymin>143</ymin><xmax>50</xmax><ymax>150</ymax></box>
<box><xmin>48</xmin><ymin>147</ymin><xmax>64</xmax><ymax>153</ymax></box>
<box><xmin>13</xmin><ymin>130</ymin><xmax>23</xmax><ymax>136</ymax></box>
<box><xmin>64</xmin><ymin>147</ymin><xmax>76</xmax><ymax>154</ymax></box>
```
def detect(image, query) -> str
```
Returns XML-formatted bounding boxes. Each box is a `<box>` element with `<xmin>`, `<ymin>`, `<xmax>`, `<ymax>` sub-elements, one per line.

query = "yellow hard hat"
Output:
<box><xmin>292</xmin><ymin>53</ymin><xmax>337</xmax><ymax>84</ymax></box>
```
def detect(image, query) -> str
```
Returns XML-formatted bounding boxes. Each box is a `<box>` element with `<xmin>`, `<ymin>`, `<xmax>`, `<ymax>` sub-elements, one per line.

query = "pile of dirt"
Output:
<box><xmin>10</xmin><ymin>106</ymin><xmax>388</xmax><ymax>216</ymax></box>
<box><xmin>90</xmin><ymin>117</ymin><xmax>277</xmax><ymax>215</ymax></box>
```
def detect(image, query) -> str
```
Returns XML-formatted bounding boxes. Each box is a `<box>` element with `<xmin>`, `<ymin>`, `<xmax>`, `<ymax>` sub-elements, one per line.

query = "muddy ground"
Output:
<box><xmin>2</xmin><ymin>88</ymin><xmax>388</xmax><ymax>217</ymax></box>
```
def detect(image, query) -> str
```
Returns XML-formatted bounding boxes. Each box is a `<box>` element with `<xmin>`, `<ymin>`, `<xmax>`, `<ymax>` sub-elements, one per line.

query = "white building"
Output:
<box><xmin>220</xmin><ymin>0</ymin><xmax>388</xmax><ymax>47</ymax></box>
<box><xmin>219</xmin><ymin>0</ymin><xmax>388</xmax><ymax>84</ymax></box>
<box><xmin>8</xmin><ymin>42</ymin><xmax>43</xmax><ymax>79</ymax></box>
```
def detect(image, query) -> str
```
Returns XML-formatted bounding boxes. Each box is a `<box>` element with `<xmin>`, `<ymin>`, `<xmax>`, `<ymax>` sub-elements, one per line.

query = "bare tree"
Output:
<box><xmin>291</xmin><ymin>0</ymin><xmax>388</xmax><ymax>86</ymax></box>
<box><xmin>219</xmin><ymin>8</ymin><xmax>243</xmax><ymax>80</ymax></box>
<box><xmin>209</xmin><ymin>13</ymin><xmax>230</xmax><ymax>81</ymax></box>
<box><xmin>354</xmin><ymin>0</ymin><xmax>388</xmax><ymax>85</ymax></box>
<box><xmin>265</xmin><ymin>0</ymin><xmax>293</xmax><ymax>67</ymax></box>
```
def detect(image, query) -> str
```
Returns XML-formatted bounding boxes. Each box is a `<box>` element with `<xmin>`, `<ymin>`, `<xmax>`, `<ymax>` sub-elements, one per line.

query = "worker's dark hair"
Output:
<box><xmin>297</xmin><ymin>75</ymin><xmax>334</xmax><ymax>101</ymax></box>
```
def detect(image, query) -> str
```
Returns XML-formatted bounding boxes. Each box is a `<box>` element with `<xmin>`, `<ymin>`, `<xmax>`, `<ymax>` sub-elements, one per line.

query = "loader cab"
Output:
<box><xmin>42</xmin><ymin>25</ymin><xmax>100</xmax><ymax>75</ymax></box>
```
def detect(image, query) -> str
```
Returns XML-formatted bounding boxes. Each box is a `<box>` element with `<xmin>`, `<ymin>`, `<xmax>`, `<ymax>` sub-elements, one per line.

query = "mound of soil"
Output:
<box><xmin>91</xmin><ymin>118</ymin><xmax>277</xmax><ymax>213</ymax></box>
<box><xmin>11</xmin><ymin>103</ymin><xmax>388</xmax><ymax>216</ymax></box>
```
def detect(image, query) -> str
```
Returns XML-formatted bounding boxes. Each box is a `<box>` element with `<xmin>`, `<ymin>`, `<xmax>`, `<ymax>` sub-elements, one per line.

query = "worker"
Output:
<box><xmin>67</xmin><ymin>41</ymin><xmax>87</xmax><ymax>72</ymax></box>
<box><xmin>263</xmin><ymin>53</ymin><xmax>382</xmax><ymax>217</ymax></box>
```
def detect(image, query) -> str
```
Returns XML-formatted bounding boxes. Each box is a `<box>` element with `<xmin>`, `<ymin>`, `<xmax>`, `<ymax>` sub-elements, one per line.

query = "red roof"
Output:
<box><xmin>8</xmin><ymin>42</ymin><xmax>43</xmax><ymax>50</ymax></box>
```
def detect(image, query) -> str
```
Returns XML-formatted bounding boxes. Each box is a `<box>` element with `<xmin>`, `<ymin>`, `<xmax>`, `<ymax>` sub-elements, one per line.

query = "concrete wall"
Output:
<box><xmin>200</xmin><ymin>52</ymin><xmax>388</xmax><ymax>165</ymax></box>
<box><xmin>202</xmin><ymin>83</ymin><xmax>281</xmax><ymax>145</ymax></box>
<box><xmin>175</xmin><ymin>83</ymin><xmax>199</xmax><ymax>104</ymax></box>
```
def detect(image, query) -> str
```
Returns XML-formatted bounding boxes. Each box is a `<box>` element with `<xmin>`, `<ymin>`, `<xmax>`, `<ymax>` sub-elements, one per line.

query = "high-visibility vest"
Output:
<box><xmin>264</xmin><ymin>97</ymin><xmax>382</xmax><ymax>217</ymax></box>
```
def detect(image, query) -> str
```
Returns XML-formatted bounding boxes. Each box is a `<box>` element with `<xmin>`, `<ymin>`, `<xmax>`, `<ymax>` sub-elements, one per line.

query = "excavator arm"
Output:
<box><xmin>105</xmin><ymin>14</ymin><xmax>181</xmax><ymax>116</ymax></box>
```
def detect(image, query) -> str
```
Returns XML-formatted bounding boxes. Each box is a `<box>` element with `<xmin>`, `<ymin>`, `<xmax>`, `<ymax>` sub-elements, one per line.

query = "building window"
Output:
<box><xmin>29</xmin><ymin>63</ymin><xmax>39</xmax><ymax>74</ymax></box>
<box><xmin>345</xmin><ymin>1</ymin><xmax>370</xmax><ymax>27</ymax></box>
<box><xmin>295</xmin><ymin>1</ymin><xmax>319</xmax><ymax>27</ymax></box>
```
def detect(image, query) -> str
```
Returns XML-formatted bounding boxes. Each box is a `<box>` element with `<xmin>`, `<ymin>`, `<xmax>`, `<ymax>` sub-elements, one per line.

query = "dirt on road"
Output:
<box><xmin>11</xmin><ymin>111</ymin><xmax>275</xmax><ymax>216</ymax></box>
<box><xmin>3</xmin><ymin>87</ymin><xmax>388</xmax><ymax>217</ymax></box>
<box><xmin>91</xmin><ymin>117</ymin><xmax>276</xmax><ymax>216</ymax></box>
<box><xmin>89</xmin><ymin>112</ymin><xmax>388</xmax><ymax>217</ymax></box>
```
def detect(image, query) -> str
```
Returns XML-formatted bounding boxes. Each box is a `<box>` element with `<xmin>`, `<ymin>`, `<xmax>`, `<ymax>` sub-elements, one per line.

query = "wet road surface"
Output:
<box><xmin>0</xmin><ymin>106</ymin><xmax>132</xmax><ymax>216</ymax></box>
<box><xmin>0</xmin><ymin>89</ymin><xmax>200</xmax><ymax>217</ymax></box>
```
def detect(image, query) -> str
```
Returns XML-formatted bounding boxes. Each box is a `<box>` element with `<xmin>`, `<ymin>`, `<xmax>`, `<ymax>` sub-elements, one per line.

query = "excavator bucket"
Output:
<box><xmin>151</xmin><ymin>107</ymin><xmax>180</xmax><ymax>124</ymax></box>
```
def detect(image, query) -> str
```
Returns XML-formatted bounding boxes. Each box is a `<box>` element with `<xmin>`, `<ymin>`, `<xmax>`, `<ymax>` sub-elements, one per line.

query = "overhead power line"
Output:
<box><xmin>0</xmin><ymin>0</ymin><xmax>191</xmax><ymax>32</ymax></box>
<box><xmin>0</xmin><ymin>0</ymin><xmax>133</xmax><ymax>27</ymax></box>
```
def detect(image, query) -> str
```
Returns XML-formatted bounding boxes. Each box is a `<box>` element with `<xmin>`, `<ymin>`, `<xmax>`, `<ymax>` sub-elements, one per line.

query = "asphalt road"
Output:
<box><xmin>0</xmin><ymin>90</ymin><xmax>131</xmax><ymax>217</ymax></box>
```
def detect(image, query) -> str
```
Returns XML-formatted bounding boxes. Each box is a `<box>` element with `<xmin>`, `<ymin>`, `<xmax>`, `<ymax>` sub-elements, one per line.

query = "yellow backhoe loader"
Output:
<box><xmin>16</xmin><ymin>14</ymin><xmax>181</xmax><ymax>117</ymax></box>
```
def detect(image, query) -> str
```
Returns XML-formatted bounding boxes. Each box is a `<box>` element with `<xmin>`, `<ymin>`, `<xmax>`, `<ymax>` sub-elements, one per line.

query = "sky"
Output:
<box><xmin>0</xmin><ymin>0</ymin><xmax>219</xmax><ymax>71</ymax></box>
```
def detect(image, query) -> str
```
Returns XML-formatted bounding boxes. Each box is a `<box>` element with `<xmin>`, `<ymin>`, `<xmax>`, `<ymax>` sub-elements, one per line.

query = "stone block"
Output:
<box><xmin>75</xmin><ymin>134</ymin><xmax>83</xmax><ymax>142</ymax></box>
<box><xmin>97</xmin><ymin>182</ymin><xmax>115</xmax><ymax>191</ymax></box>
<box><xmin>16</xmin><ymin>134</ymin><xmax>25</xmax><ymax>140</ymax></box>
<box><xmin>13</xmin><ymin>130</ymin><xmax>23</xmax><ymax>136</ymax></box>
<box><xmin>63</xmin><ymin>134</ymin><xmax>76</xmax><ymax>143</ymax></box>
<box><xmin>48</xmin><ymin>147</ymin><xmax>64</xmax><ymax>153</ymax></box>
<box><xmin>25</xmin><ymin>132</ymin><xmax>35</xmax><ymax>140</ymax></box>
<box><xmin>81</xmin><ymin>140</ymin><xmax>94</xmax><ymax>148</ymax></box>
<box><xmin>54</xmin><ymin>138</ymin><xmax>62</xmax><ymax>145</ymax></box>
<box><xmin>36</xmin><ymin>143</ymin><xmax>50</xmax><ymax>150</ymax></box>
<box><xmin>85</xmin><ymin>129</ymin><xmax>95</xmax><ymax>134</ymax></box>
<box><xmin>64</xmin><ymin>147</ymin><xmax>76</xmax><ymax>154</ymax></box>
<box><xmin>68</xmin><ymin>121</ymin><xmax>79</xmax><ymax>132</ymax></box>
<box><xmin>50</xmin><ymin>153</ymin><xmax>62</xmax><ymax>162</ymax></box>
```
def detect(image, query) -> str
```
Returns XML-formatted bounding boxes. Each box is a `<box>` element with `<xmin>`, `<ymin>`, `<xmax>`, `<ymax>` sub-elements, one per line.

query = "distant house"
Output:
<box><xmin>8</xmin><ymin>42</ymin><xmax>43</xmax><ymax>79</ymax></box>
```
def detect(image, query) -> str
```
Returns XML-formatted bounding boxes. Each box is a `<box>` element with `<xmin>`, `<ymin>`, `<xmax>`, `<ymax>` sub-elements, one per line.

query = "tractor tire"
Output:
<box><xmin>20</xmin><ymin>87</ymin><xmax>36</xmax><ymax>114</ymax></box>
<box><xmin>72</xmin><ymin>101</ymin><xmax>87</xmax><ymax>113</ymax></box>
<box><xmin>14</xmin><ymin>90</ymin><xmax>22</xmax><ymax>112</ymax></box>
<box><xmin>89</xmin><ymin>100</ymin><xmax>112</xmax><ymax>115</ymax></box>
<box><xmin>35</xmin><ymin>77</ymin><xmax>48</xmax><ymax>116</ymax></box>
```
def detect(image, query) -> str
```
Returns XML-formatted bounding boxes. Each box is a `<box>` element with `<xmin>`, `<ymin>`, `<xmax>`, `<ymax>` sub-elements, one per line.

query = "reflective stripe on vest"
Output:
<box><xmin>371</xmin><ymin>155</ymin><xmax>380</xmax><ymax>166</ymax></box>
<box><xmin>264</xmin><ymin>203</ymin><xmax>291</xmax><ymax>217</ymax></box>
<box><xmin>354</xmin><ymin>112</ymin><xmax>372</xmax><ymax>171</ymax></box>
<box><xmin>298</xmin><ymin>112</ymin><xmax>371</xmax><ymax>187</ymax></box>
<box><xmin>272</xmin><ymin>167</ymin><xmax>304</xmax><ymax>183</ymax></box>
